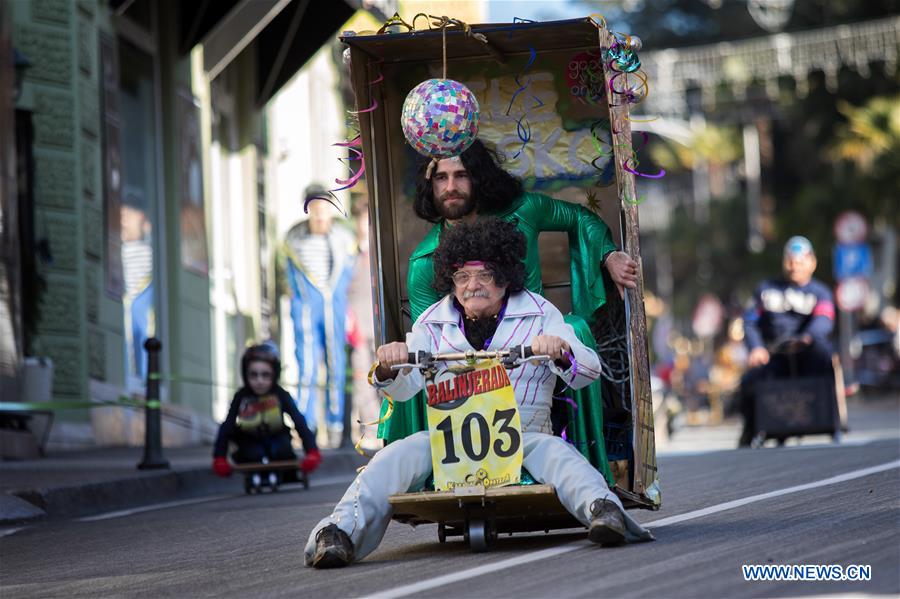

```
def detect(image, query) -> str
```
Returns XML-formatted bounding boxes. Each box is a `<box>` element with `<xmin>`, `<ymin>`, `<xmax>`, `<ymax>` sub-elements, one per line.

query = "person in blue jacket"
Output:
<box><xmin>212</xmin><ymin>344</ymin><xmax>321</xmax><ymax>477</ymax></box>
<box><xmin>738</xmin><ymin>236</ymin><xmax>836</xmax><ymax>446</ymax></box>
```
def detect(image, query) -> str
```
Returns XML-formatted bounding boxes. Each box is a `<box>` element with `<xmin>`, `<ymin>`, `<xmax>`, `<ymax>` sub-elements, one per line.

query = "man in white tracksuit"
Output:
<box><xmin>305</xmin><ymin>219</ymin><xmax>653</xmax><ymax>568</ymax></box>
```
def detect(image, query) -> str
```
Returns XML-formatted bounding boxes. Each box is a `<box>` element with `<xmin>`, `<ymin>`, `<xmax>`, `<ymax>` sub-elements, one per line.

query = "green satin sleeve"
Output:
<box><xmin>406</xmin><ymin>225</ymin><xmax>443</xmax><ymax>323</ymax></box>
<box><xmin>377</xmin><ymin>257</ymin><xmax>433</xmax><ymax>440</ymax></box>
<box><xmin>407</xmin><ymin>256</ymin><xmax>440</xmax><ymax>324</ymax></box>
<box><xmin>514</xmin><ymin>193</ymin><xmax>618</xmax><ymax>319</ymax></box>
<box><xmin>377</xmin><ymin>230</ymin><xmax>439</xmax><ymax>442</ymax></box>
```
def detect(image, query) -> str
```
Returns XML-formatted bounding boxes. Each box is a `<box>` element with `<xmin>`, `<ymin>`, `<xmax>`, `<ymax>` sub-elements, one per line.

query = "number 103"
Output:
<box><xmin>434</xmin><ymin>408</ymin><xmax>522</xmax><ymax>464</ymax></box>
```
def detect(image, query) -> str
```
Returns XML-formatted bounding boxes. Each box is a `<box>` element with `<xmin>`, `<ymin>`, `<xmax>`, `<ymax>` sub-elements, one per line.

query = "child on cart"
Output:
<box><xmin>212</xmin><ymin>343</ymin><xmax>321</xmax><ymax>479</ymax></box>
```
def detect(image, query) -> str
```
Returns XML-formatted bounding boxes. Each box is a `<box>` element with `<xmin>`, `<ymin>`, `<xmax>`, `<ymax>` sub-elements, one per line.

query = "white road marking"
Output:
<box><xmin>76</xmin><ymin>473</ymin><xmax>357</xmax><ymax>522</ymax></box>
<box><xmin>0</xmin><ymin>527</ymin><xmax>25</xmax><ymax>538</ymax></box>
<box><xmin>77</xmin><ymin>495</ymin><xmax>233</xmax><ymax>522</ymax></box>
<box><xmin>365</xmin><ymin>459</ymin><xmax>900</xmax><ymax>599</ymax></box>
<box><xmin>647</xmin><ymin>459</ymin><xmax>899</xmax><ymax>529</ymax></box>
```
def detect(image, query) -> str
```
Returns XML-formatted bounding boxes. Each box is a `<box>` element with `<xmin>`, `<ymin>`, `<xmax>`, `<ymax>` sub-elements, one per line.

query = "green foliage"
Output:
<box><xmin>581</xmin><ymin>0</ymin><xmax>900</xmax><ymax>48</ymax></box>
<box><xmin>829</xmin><ymin>95</ymin><xmax>900</xmax><ymax>223</ymax></box>
<box><xmin>664</xmin><ymin>194</ymin><xmax>777</xmax><ymax>320</ymax></box>
<box><xmin>649</xmin><ymin>123</ymin><xmax>743</xmax><ymax>172</ymax></box>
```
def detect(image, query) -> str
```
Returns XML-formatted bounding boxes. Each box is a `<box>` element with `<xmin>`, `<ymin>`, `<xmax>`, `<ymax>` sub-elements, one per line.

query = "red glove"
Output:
<box><xmin>300</xmin><ymin>449</ymin><xmax>322</xmax><ymax>474</ymax></box>
<box><xmin>213</xmin><ymin>457</ymin><xmax>232</xmax><ymax>478</ymax></box>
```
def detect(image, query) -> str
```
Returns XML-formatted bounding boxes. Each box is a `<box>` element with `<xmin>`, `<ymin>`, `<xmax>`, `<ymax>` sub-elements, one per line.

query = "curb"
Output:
<box><xmin>6</xmin><ymin>469</ymin><xmax>232</xmax><ymax>523</ymax></box>
<box><xmin>1</xmin><ymin>448</ymin><xmax>370</xmax><ymax>525</ymax></box>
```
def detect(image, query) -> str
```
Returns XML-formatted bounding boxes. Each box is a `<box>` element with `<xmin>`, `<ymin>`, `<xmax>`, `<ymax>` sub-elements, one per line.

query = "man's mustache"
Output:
<box><xmin>463</xmin><ymin>289</ymin><xmax>490</xmax><ymax>299</ymax></box>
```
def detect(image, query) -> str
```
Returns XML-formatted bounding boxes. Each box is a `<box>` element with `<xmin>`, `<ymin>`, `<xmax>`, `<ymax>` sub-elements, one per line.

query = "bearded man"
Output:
<box><xmin>406</xmin><ymin>139</ymin><xmax>637</xmax><ymax>320</ymax></box>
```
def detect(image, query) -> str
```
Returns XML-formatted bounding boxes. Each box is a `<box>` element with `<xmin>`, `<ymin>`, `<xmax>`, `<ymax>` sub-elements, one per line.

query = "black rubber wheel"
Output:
<box><xmin>437</xmin><ymin>523</ymin><xmax>447</xmax><ymax>543</ymax></box>
<box><xmin>468</xmin><ymin>520</ymin><xmax>488</xmax><ymax>553</ymax></box>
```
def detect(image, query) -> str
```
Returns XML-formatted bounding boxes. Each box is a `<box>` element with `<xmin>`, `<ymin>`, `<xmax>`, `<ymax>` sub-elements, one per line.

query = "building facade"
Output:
<box><xmin>2</xmin><ymin>0</ymin><xmax>379</xmax><ymax>450</ymax></box>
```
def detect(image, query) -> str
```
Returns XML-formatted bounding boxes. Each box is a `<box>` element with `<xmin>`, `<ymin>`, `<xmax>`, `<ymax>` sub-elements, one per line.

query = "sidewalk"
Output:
<box><xmin>657</xmin><ymin>393</ymin><xmax>900</xmax><ymax>455</ymax></box>
<box><xmin>0</xmin><ymin>445</ymin><xmax>368</xmax><ymax>525</ymax></box>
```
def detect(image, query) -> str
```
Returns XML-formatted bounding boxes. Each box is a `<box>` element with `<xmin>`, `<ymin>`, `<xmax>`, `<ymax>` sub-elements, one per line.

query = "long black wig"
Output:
<box><xmin>413</xmin><ymin>139</ymin><xmax>524</xmax><ymax>223</ymax></box>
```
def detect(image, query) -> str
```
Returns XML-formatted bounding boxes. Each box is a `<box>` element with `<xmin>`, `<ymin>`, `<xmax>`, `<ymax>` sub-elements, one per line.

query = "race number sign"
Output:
<box><xmin>426</xmin><ymin>359</ymin><xmax>523</xmax><ymax>491</ymax></box>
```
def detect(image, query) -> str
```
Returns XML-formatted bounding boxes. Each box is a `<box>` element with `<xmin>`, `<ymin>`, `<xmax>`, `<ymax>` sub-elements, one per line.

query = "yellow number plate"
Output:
<box><xmin>426</xmin><ymin>359</ymin><xmax>523</xmax><ymax>491</ymax></box>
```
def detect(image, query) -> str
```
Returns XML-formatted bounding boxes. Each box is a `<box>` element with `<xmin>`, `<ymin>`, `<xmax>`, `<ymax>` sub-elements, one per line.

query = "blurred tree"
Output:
<box><xmin>597</xmin><ymin>0</ymin><xmax>900</xmax><ymax>328</ymax></box>
<box><xmin>579</xmin><ymin>0</ymin><xmax>900</xmax><ymax>46</ymax></box>
<box><xmin>831</xmin><ymin>96</ymin><xmax>900</xmax><ymax>166</ymax></box>
<box><xmin>650</xmin><ymin>123</ymin><xmax>743</xmax><ymax>171</ymax></box>
<box><xmin>665</xmin><ymin>192</ymin><xmax>778</xmax><ymax>322</ymax></box>
<box><xmin>828</xmin><ymin>95</ymin><xmax>900</xmax><ymax>217</ymax></box>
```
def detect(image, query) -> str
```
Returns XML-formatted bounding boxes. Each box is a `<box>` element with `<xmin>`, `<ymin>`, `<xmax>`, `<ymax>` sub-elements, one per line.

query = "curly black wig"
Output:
<box><xmin>413</xmin><ymin>139</ymin><xmax>524</xmax><ymax>223</ymax></box>
<box><xmin>432</xmin><ymin>218</ymin><xmax>526</xmax><ymax>296</ymax></box>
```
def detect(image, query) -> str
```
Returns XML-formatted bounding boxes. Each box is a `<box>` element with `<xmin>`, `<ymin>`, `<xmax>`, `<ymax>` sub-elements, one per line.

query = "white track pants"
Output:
<box><xmin>304</xmin><ymin>431</ymin><xmax>652</xmax><ymax>564</ymax></box>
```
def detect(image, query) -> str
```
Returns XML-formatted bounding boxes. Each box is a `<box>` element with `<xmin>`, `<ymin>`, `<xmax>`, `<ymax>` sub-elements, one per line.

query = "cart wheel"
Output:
<box><xmin>750</xmin><ymin>432</ymin><xmax>766</xmax><ymax>449</ymax></box>
<box><xmin>437</xmin><ymin>523</ymin><xmax>447</xmax><ymax>544</ymax></box>
<box><xmin>467</xmin><ymin>520</ymin><xmax>489</xmax><ymax>553</ymax></box>
<box><xmin>302</xmin><ymin>472</ymin><xmax>310</xmax><ymax>490</ymax></box>
<box><xmin>244</xmin><ymin>477</ymin><xmax>253</xmax><ymax>495</ymax></box>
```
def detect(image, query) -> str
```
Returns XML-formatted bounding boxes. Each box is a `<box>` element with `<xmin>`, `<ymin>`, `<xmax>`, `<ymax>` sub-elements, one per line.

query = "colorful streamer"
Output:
<box><xmin>308</xmin><ymin>58</ymin><xmax>384</xmax><ymax>215</ymax></box>
<box><xmin>504</xmin><ymin>46</ymin><xmax>543</xmax><ymax>159</ymax></box>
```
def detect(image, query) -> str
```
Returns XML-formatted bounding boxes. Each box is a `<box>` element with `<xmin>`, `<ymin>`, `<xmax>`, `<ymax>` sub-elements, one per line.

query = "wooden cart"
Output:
<box><xmin>341</xmin><ymin>16</ymin><xmax>661</xmax><ymax>550</ymax></box>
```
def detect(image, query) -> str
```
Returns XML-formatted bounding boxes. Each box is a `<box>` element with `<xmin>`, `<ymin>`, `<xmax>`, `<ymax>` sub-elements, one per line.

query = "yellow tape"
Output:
<box><xmin>353</xmin><ymin>362</ymin><xmax>396</xmax><ymax>457</ymax></box>
<box><xmin>365</xmin><ymin>362</ymin><xmax>394</xmax><ymax>424</ymax></box>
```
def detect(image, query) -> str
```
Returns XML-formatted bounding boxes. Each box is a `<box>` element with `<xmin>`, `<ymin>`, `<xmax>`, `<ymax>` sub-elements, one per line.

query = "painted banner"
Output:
<box><xmin>394</xmin><ymin>48</ymin><xmax>618</xmax><ymax>192</ymax></box>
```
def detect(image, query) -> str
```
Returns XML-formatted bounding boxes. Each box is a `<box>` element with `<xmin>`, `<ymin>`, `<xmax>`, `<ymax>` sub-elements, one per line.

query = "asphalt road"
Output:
<box><xmin>1</xmin><ymin>439</ymin><xmax>897</xmax><ymax>598</ymax></box>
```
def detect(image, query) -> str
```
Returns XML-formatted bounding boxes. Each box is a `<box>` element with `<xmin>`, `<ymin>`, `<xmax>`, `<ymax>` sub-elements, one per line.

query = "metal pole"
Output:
<box><xmin>138</xmin><ymin>337</ymin><xmax>169</xmax><ymax>469</ymax></box>
<box><xmin>838</xmin><ymin>308</ymin><xmax>855</xmax><ymax>391</ymax></box>
<box><xmin>340</xmin><ymin>344</ymin><xmax>353</xmax><ymax>449</ymax></box>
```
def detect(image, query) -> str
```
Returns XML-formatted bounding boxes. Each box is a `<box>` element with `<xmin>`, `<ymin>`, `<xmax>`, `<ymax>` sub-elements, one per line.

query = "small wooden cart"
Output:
<box><xmin>232</xmin><ymin>460</ymin><xmax>309</xmax><ymax>494</ymax></box>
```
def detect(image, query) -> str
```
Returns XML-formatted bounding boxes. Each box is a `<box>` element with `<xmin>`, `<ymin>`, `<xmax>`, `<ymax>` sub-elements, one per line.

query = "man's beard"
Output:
<box><xmin>435</xmin><ymin>192</ymin><xmax>475</xmax><ymax>220</ymax></box>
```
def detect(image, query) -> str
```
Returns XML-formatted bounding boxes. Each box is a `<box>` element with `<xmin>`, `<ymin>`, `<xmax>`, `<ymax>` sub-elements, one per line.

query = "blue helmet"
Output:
<box><xmin>784</xmin><ymin>235</ymin><xmax>814</xmax><ymax>257</ymax></box>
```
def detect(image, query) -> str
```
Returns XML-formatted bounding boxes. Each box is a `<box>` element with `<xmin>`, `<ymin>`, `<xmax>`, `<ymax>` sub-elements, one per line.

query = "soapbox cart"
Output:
<box><xmin>342</xmin><ymin>16</ymin><xmax>661</xmax><ymax>551</ymax></box>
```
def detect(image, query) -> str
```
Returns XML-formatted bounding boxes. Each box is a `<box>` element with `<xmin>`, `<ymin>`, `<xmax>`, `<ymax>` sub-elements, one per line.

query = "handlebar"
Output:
<box><xmin>391</xmin><ymin>345</ymin><xmax>544</xmax><ymax>371</ymax></box>
<box><xmin>767</xmin><ymin>335</ymin><xmax>813</xmax><ymax>355</ymax></box>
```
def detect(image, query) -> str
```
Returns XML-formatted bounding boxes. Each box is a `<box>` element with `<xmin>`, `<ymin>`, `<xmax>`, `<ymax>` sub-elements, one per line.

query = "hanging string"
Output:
<box><xmin>441</xmin><ymin>16</ymin><xmax>448</xmax><ymax>79</ymax></box>
<box><xmin>421</xmin><ymin>15</ymin><xmax>452</xmax><ymax>179</ymax></box>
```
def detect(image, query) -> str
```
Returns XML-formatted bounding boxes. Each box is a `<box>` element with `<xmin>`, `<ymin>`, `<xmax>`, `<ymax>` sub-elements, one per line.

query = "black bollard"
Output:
<box><xmin>138</xmin><ymin>337</ymin><xmax>170</xmax><ymax>469</ymax></box>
